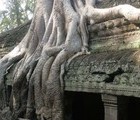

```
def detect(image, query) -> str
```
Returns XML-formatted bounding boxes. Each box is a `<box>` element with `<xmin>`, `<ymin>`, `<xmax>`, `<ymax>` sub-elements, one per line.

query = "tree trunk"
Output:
<box><xmin>0</xmin><ymin>0</ymin><xmax>140</xmax><ymax>120</ymax></box>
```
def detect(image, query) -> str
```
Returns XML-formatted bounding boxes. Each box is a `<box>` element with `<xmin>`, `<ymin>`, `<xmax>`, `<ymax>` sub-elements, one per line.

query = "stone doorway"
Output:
<box><xmin>64</xmin><ymin>92</ymin><xmax>104</xmax><ymax>120</ymax></box>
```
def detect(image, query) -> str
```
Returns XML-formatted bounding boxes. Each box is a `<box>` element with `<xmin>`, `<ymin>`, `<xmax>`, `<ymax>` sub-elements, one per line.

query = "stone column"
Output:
<box><xmin>101</xmin><ymin>94</ymin><xmax>127</xmax><ymax>120</ymax></box>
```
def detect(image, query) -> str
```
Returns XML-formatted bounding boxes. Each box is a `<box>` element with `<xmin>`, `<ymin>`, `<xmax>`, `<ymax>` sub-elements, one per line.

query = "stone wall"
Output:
<box><xmin>0</xmin><ymin>21</ymin><xmax>31</xmax><ymax>58</ymax></box>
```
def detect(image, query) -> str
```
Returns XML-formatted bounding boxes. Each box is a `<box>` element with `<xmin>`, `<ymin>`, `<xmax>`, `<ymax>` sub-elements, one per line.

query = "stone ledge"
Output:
<box><xmin>65</xmin><ymin>83</ymin><xmax>140</xmax><ymax>97</ymax></box>
<box><xmin>90</xmin><ymin>30</ymin><xmax>140</xmax><ymax>53</ymax></box>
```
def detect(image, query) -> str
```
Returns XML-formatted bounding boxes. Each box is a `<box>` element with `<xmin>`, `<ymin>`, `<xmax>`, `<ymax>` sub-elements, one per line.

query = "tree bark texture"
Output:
<box><xmin>0</xmin><ymin>0</ymin><xmax>140</xmax><ymax>120</ymax></box>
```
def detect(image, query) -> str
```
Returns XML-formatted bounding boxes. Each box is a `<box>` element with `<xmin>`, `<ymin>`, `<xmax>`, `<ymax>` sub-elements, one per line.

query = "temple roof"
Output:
<box><xmin>64</xmin><ymin>49</ymin><xmax>140</xmax><ymax>97</ymax></box>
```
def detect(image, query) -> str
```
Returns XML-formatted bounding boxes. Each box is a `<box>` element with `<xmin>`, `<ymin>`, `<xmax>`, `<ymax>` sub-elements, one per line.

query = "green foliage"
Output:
<box><xmin>0</xmin><ymin>0</ymin><xmax>35</xmax><ymax>33</ymax></box>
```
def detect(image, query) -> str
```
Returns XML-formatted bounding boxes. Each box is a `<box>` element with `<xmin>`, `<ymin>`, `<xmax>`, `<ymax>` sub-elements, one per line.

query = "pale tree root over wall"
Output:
<box><xmin>0</xmin><ymin>0</ymin><xmax>140</xmax><ymax>120</ymax></box>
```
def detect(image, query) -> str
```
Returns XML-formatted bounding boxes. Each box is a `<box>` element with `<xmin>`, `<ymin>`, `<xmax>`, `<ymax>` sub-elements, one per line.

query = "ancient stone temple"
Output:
<box><xmin>63</xmin><ymin>1</ymin><xmax>140</xmax><ymax>120</ymax></box>
<box><xmin>1</xmin><ymin>0</ymin><xmax>140</xmax><ymax>120</ymax></box>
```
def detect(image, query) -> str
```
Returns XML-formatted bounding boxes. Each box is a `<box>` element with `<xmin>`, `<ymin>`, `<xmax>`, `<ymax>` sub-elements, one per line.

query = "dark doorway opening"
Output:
<box><xmin>127</xmin><ymin>97</ymin><xmax>140</xmax><ymax>120</ymax></box>
<box><xmin>65</xmin><ymin>92</ymin><xmax>104</xmax><ymax>120</ymax></box>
